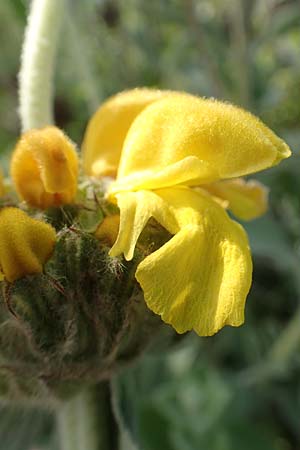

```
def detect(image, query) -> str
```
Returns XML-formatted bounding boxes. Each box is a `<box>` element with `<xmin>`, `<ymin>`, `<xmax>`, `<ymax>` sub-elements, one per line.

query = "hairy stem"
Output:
<box><xmin>57</xmin><ymin>382</ymin><xmax>118</xmax><ymax>450</ymax></box>
<box><xmin>19</xmin><ymin>0</ymin><xmax>66</xmax><ymax>131</ymax></box>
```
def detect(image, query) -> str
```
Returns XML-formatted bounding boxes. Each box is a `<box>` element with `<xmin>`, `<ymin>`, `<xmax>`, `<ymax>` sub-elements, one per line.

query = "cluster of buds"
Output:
<box><xmin>0</xmin><ymin>125</ymin><xmax>164</xmax><ymax>405</ymax></box>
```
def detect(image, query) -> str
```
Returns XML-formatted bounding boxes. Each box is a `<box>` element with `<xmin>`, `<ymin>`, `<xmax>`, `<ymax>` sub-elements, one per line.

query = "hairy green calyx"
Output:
<box><xmin>0</xmin><ymin>178</ymin><xmax>166</xmax><ymax>405</ymax></box>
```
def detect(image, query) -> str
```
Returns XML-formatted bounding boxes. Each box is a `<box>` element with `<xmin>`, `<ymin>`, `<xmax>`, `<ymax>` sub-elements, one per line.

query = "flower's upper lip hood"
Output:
<box><xmin>105</xmin><ymin>94</ymin><xmax>291</xmax><ymax>196</ymax></box>
<box><xmin>82</xmin><ymin>89</ymin><xmax>291</xmax><ymax>195</ymax></box>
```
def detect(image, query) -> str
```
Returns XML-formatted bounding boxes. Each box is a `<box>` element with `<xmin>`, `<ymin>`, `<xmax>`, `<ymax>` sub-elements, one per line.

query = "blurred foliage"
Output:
<box><xmin>0</xmin><ymin>0</ymin><xmax>300</xmax><ymax>449</ymax></box>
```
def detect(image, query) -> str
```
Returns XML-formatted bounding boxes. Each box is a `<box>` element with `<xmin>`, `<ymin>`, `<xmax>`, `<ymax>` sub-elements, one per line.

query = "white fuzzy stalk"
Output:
<box><xmin>19</xmin><ymin>0</ymin><xmax>66</xmax><ymax>131</ymax></box>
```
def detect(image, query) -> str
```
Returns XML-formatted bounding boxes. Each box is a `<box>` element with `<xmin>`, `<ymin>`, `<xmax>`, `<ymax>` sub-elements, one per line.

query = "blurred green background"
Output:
<box><xmin>0</xmin><ymin>0</ymin><xmax>300</xmax><ymax>449</ymax></box>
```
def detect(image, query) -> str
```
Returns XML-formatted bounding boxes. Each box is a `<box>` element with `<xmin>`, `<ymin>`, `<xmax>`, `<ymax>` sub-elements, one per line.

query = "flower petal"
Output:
<box><xmin>11</xmin><ymin>127</ymin><xmax>78</xmax><ymax>209</ymax></box>
<box><xmin>113</xmin><ymin>95</ymin><xmax>290</xmax><ymax>191</ymax></box>
<box><xmin>109</xmin><ymin>190</ymin><xmax>178</xmax><ymax>260</ymax></box>
<box><xmin>135</xmin><ymin>187</ymin><xmax>252</xmax><ymax>336</ymax></box>
<box><xmin>203</xmin><ymin>178</ymin><xmax>269</xmax><ymax>221</ymax></box>
<box><xmin>0</xmin><ymin>207</ymin><xmax>56</xmax><ymax>282</ymax></box>
<box><xmin>82</xmin><ymin>88</ymin><xmax>172</xmax><ymax>178</ymax></box>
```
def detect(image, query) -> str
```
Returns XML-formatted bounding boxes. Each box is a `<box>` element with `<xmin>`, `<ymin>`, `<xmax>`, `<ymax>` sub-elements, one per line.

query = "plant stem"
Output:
<box><xmin>57</xmin><ymin>382</ymin><xmax>118</xmax><ymax>450</ymax></box>
<box><xmin>19</xmin><ymin>0</ymin><xmax>66</xmax><ymax>131</ymax></box>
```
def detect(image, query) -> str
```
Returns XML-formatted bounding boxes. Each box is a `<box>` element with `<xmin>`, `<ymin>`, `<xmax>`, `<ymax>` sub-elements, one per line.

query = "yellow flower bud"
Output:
<box><xmin>0</xmin><ymin>207</ymin><xmax>56</xmax><ymax>282</ymax></box>
<box><xmin>0</xmin><ymin>169</ymin><xmax>5</xmax><ymax>197</ymax></box>
<box><xmin>95</xmin><ymin>215</ymin><xmax>120</xmax><ymax>246</ymax></box>
<box><xmin>11</xmin><ymin>126</ymin><xmax>78</xmax><ymax>209</ymax></box>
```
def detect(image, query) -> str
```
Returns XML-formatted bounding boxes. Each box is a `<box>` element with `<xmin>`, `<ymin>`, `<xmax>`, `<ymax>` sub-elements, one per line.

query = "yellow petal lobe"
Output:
<box><xmin>112</xmin><ymin>95</ymin><xmax>290</xmax><ymax>192</ymax></box>
<box><xmin>109</xmin><ymin>190</ymin><xmax>178</xmax><ymax>260</ymax></box>
<box><xmin>11</xmin><ymin>126</ymin><xmax>78</xmax><ymax>209</ymax></box>
<box><xmin>111</xmin><ymin>186</ymin><xmax>252</xmax><ymax>336</ymax></box>
<box><xmin>138</xmin><ymin>188</ymin><xmax>252</xmax><ymax>336</ymax></box>
<box><xmin>203</xmin><ymin>178</ymin><xmax>269</xmax><ymax>221</ymax></box>
<box><xmin>0</xmin><ymin>207</ymin><xmax>56</xmax><ymax>282</ymax></box>
<box><xmin>82</xmin><ymin>88</ymin><xmax>172</xmax><ymax>178</ymax></box>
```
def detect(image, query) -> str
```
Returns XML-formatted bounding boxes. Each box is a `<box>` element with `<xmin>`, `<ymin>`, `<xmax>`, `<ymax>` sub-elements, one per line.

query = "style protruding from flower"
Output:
<box><xmin>0</xmin><ymin>207</ymin><xmax>56</xmax><ymax>282</ymax></box>
<box><xmin>11</xmin><ymin>126</ymin><xmax>78</xmax><ymax>209</ymax></box>
<box><xmin>83</xmin><ymin>89</ymin><xmax>291</xmax><ymax>336</ymax></box>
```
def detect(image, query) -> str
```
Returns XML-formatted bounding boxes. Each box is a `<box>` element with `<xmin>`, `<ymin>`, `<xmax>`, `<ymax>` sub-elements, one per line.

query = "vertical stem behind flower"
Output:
<box><xmin>57</xmin><ymin>383</ymin><xmax>118</xmax><ymax>450</ymax></box>
<box><xmin>19</xmin><ymin>0</ymin><xmax>66</xmax><ymax>131</ymax></box>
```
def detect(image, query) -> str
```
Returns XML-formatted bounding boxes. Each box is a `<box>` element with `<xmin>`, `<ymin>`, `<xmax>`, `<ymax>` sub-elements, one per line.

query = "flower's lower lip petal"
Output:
<box><xmin>135</xmin><ymin>187</ymin><xmax>252</xmax><ymax>336</ymax></box>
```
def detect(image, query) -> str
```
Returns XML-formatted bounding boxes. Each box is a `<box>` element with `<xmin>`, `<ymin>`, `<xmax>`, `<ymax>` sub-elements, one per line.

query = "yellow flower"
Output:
<box><xmin>11</xmin><ymin>126</ymin><xmax>78</xmax><ymax>209</ymax></box>
<box><xmin>83</xmin><ymin>89</ymin><xmax>291</xmax><ymax>336</ymax></box>
<box><xmin>0</xmin><ymin>207</ymin><xmax>56</xmax><ymax>282</ymax></box>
